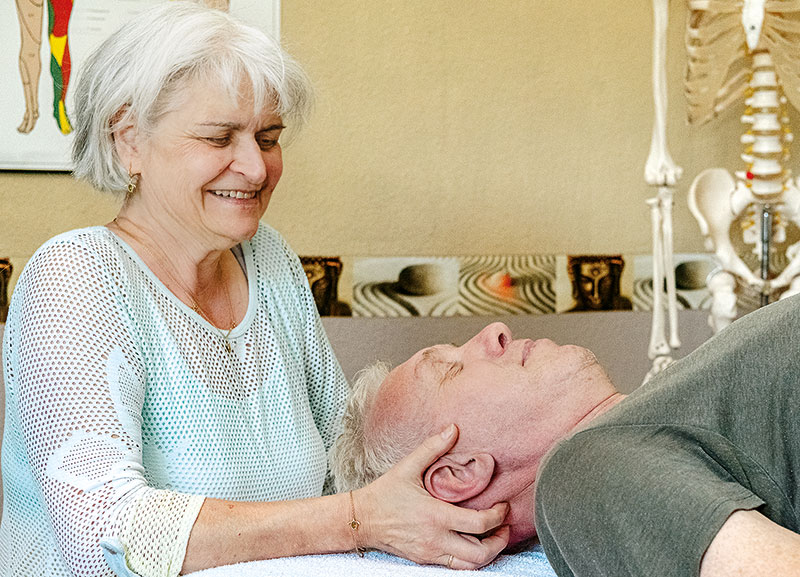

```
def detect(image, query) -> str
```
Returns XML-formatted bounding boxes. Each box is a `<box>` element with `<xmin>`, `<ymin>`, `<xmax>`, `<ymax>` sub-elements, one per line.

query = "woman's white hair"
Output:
<box><xmin>330</xmin><ymin>361</ymin><xmax>412</xmax><ymax>493</ymax></box>
<box><xmin>71</xmin><ymin>1</ymin><xmax>313</xmax><ymax>194</ymax></box>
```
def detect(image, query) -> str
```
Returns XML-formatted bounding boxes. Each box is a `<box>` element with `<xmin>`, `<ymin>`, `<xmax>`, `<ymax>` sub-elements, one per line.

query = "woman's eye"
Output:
<box><xmin>205</xmin><ymin>136</ymin><xmax>230</xmax><ymax>146</ymax></box>
<box><xmin>257</xmin><ymin>137</ymin><xmax>279</xmax><ymax>150</ymax></box>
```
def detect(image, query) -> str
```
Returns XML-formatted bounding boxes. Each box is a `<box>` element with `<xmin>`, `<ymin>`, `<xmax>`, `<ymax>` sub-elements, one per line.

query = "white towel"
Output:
<box><xmin>193</xmin><ymin>544</ymin><xmax>554</xmax><ymax>577</ymax></box>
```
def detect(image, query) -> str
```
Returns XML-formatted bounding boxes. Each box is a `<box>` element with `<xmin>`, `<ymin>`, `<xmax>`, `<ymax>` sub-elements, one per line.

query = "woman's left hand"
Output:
<box><xmin>353</xmin><ymin>424</ymin><xmax>511</xmax><ymax>570</ymax></box>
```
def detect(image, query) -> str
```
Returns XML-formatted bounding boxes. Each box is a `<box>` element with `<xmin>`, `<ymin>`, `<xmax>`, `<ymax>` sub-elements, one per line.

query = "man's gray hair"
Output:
<box><xmin>331</xmin><ymin>361</ymin><xmax>410</xmax><ymax>493</ymax></box>
<box><xmin>71</xmin><ymin>1</ymin><xmax>313</xmax><ymax>194</ymax></box>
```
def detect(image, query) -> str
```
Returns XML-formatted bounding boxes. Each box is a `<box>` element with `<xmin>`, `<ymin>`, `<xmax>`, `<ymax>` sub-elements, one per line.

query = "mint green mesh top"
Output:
<box><xmin>0</xmin><ymin>224</ymin><xmax>349</xmax><ymax>577</ymax></box>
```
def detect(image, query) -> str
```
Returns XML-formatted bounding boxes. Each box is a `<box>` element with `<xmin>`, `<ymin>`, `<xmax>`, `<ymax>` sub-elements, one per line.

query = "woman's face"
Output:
<box><xmin>132</xmin><ymin>77</ymin><xmax>285</xmax><ymax>248</ymax></box>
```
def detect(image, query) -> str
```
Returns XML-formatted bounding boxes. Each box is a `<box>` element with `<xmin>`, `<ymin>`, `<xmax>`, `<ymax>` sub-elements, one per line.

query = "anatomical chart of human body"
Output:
<box><xmin>0</xmin><ymin>0</ymin><xmax>278</xmax><ymax>170</ymax></box>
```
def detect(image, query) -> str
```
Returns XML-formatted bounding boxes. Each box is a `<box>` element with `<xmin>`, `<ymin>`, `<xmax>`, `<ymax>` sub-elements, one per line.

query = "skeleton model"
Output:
<box><xmin>685</xmin><ymin>0</ymin><xmax>800</xmax><ymax>331</ymax></box>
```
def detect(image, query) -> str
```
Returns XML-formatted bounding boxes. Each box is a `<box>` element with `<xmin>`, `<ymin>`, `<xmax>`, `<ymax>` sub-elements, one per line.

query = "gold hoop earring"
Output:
<box><xmin>127</xmin><ymin>168</ymin><xmax>139</xmax><ymax>196</ymax></box>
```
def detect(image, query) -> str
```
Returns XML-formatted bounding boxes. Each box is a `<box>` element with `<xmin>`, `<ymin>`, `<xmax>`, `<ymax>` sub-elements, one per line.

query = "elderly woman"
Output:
<box><xmin>0</xmin><ymin>3</ymin><xmax>509</xmax><ymax>576</ymax></box>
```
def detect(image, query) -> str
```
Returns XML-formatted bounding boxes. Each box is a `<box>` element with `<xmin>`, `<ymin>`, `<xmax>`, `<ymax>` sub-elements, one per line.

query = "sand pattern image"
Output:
<box><xmin>352</xmin><ymin>258</ymin><xmax>460</xmax><ymax>317</ymax></box>
<box><xmin>458</xmin><ymin>255</ymin><xmax>555</xmax><ymax>315</ymax></box>
<box><xmin>352</xmin><ymin>255</ymin><xmax>555</xmax><ymax>317</ymax></box>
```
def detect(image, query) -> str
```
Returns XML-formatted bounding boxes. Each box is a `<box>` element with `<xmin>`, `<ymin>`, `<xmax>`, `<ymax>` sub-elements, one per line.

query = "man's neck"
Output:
<box><xmin>571</xmin><ymin>392</ymin><xmax>627</xmax><ymax>433</ymax></box>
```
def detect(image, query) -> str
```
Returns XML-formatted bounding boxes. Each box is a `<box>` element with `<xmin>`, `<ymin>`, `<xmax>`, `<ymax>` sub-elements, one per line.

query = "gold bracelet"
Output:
<box><xmin>348</xmin><ymin>490</ymin><xmax>364</xmax><ymax>557</ymax></box>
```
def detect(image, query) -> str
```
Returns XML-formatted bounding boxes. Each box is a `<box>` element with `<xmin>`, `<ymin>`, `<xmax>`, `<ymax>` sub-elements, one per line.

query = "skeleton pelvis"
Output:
<box><xmin>687</xmin><ymin>168</ymin><xmax>762</xmax><ymax>285</ymax></box>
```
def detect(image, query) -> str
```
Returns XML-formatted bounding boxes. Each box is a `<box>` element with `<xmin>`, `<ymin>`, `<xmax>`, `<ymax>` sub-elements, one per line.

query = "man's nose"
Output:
<box><xmin>231</xmin><ymin>139</ymin><xmax>268</xmax><ymax>183</ymax></box>
<box><xmin>470</xmin><ymin>322</ymin><xmax>512</xmax><ymax>356</ymax></box>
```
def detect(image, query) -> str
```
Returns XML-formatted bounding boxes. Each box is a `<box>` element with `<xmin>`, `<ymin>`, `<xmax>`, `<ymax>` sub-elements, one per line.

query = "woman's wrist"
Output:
<box><xmin>349</xmin><ymin>486</ymin><xmax>377</xmax><ymax>552</ymax></box>
<box><xmin>347</xmin><ymin>491</ymin><xmax>365</xmax><ymax>556</ymax></box>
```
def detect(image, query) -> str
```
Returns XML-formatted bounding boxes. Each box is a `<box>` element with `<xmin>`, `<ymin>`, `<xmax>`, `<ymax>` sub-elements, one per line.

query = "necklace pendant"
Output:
<box><xmin>224</xmin><ymin>340</ymin><xmax>233</xmax><ymax>354</ymax></box>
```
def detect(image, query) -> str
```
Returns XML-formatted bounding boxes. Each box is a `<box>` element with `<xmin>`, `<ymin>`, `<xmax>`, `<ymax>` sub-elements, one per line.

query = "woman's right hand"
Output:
<box><xmin>353</xmin><ymin>424</ymin><xmax>511</xmax><ymax>570</ymax></box>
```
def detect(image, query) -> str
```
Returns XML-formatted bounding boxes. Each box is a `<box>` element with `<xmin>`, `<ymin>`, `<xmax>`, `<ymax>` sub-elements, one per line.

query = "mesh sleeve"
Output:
<box><xmin>279</xmin><ymin>236</ymin><xmax>349</xmax><ymax>495</ymax></box>
<box><xmin>11</xmin><ymin>238</ymin><xmax>204</xmax><ymax>577</ymax></box>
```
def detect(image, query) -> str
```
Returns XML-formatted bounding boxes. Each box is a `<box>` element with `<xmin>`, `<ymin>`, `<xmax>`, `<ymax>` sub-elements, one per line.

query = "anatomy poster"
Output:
<box><xmin>0</xmin><ymin>0</ymin><xmax>279</xmax><ymax>171</ymax></box>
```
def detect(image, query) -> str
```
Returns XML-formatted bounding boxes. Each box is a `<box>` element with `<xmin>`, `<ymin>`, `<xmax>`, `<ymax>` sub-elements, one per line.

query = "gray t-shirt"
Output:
<box><xmin>534</xmin><ymin>294</ymin><xmax>800</xmax><ymax>576</ymax></box>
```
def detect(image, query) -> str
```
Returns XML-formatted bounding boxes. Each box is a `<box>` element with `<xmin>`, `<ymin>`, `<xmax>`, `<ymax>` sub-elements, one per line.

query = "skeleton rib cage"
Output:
<box><xmin>686</xmin><ymin>0</ymin><xmax>800</xmax><ymax>125</ymax></box>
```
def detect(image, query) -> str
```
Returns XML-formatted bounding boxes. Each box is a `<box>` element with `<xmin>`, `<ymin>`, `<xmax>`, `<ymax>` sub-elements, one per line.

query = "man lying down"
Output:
<box><xmin>331</xmin><ymin>294</ymin><xmax>800</xmax><ymax>577</ymax></box>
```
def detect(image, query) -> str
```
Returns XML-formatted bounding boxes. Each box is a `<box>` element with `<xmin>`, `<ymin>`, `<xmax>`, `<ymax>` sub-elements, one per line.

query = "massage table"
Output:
<box><xmin>193</xmin><ymin>543</ymin><xmax>555</xmax><ymax>577</ymax></box>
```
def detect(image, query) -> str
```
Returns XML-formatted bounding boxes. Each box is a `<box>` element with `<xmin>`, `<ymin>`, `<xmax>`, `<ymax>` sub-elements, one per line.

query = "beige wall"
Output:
<box><xmin>0</xmin><ymin>1</ymin><xmax>772</xmax><ymax>293</ymax></box>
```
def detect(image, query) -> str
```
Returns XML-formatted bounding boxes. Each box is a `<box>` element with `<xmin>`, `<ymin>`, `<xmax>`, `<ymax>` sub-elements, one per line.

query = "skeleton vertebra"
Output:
<box><xmin>685</xmin><ymin>0</ymin><xmax>800</xmax><ymax>331</ymax></box>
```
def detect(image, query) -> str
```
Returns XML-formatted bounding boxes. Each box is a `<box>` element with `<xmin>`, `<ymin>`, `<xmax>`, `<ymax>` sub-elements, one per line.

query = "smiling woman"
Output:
<box><xmin>111</xmin><ymin>81</ymin><xmax>286</xmax><ymax>262</ymax></box>
<box><xmin>0</xmin><ymin>3</ymin><xmax>510</xmax><ymax>576</ymax></box>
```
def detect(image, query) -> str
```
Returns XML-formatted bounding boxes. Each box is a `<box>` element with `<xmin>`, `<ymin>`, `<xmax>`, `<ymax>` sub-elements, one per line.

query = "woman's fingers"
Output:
<box><xmin>415</xmin><ymin>503</ymin><xmax>509</xmax><ymax>569</ymax></box>
<box><xmin>395</xmin><ymin>424</ymin><xmax>459</xmax><ymax>475</ymax></box>
<box><xmin>441</xmin><ymin>501</ymin><xmax>510</xmax><ymax>536</ymax></box>
<box><xmin>440</xmin><ymin>525</ymin><xmax>511</xmax><ymax>570</ymax></box>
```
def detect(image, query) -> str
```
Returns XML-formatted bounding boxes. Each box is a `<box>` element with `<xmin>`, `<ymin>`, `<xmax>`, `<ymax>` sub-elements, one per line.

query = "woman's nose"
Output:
<box><xmin>469</xmin><ymin>322</ymin><xmax>512</xmax><ymax>356</ymax></box>
<box><xmin>232</xmin><ymin>139</ymin><xmax>268</xmax><ymax>183</ymax></box>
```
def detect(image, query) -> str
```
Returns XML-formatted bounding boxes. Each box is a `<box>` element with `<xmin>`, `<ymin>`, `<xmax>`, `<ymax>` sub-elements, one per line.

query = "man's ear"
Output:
<box><xmin>423</xmin><ymin>453</ymin><xmax>495</xmax><ymax>503</ymax></box>
<box><xmin>111</xmin><ymin>108</ymin><xmax>142</xmax><ymax>174</ymax></box>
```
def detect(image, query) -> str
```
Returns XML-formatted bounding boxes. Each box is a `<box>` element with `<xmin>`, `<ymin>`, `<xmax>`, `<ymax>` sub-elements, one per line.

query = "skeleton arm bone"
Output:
<box><xmin>644</xmin><ymin>0</ymin><xmax>682</xmax><ymax>383</ymax></box>
<box><xmin>646</xmin><ymin>0</ymin><xmax>683</xmax><ymax>186</ymax></box>
<box><xmin>660</xmin><ymin>190</ymin><xmax>681</xmax><ymax>349</ymax></box>
<box><xmin>647</xmin><ymin>196</ymin><xmax>672</xmax><ymax>359</ymax></box>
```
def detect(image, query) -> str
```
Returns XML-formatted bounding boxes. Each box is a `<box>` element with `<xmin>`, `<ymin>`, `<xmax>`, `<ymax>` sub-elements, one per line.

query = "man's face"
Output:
<box><xmin>367</xmin><ymin>322</ymin><xmax>615</xmax><ymax>543</ymax></box>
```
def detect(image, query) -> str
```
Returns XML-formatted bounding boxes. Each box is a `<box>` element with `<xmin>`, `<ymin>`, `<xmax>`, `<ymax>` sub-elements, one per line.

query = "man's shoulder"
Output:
<box><xmin>535</xmin><ymin>424</ymin><xmax>766</xmax><ymax>577</ymax></box>
<box><xmin>534</xmin><ymin>427</ymin><xmax>636</xmax><ymax>517</ymax></box>
<box><xmin>535</xmin><ymin>422</ymin><xmax>727</xmax><ymax>505</ymax></box>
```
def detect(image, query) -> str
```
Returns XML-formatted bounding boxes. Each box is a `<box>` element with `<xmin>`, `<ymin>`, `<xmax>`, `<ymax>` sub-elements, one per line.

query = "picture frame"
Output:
<box><xmin>0</xmin><ymin>0</ymin><xmax>280</xmax><ymax>171</ymax></box>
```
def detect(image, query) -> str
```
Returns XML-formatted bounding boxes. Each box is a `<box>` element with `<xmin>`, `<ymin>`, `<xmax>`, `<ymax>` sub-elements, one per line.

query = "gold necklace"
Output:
<box><xmin>112</xmin><ymin>219</ymin><xmax>238</xmax><ymax>353</ymax></box>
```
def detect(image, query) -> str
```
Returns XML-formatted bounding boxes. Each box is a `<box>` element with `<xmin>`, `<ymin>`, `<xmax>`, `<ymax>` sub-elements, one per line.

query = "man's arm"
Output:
<box><xmin>700</xmin><ymin>509</ymin><xmax>800</xmax><ymax>577</ymax></box>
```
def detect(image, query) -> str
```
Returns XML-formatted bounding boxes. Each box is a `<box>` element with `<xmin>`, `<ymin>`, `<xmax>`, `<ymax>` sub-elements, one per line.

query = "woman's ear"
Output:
<box><xmin>423</xmin><ymin>453</ymin><xmax>495</xmax><ymax>503</ymax></box>
<box><xmin>111</xmin><ymin>108</ymin><xmax>142</xmax><ymax>174</ymax></box>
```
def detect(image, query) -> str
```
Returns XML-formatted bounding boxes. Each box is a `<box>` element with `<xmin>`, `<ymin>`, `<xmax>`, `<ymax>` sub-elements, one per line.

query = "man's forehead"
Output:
<box><xmin>367</xmin><ymin>359</ymin><xmax>432</xmax><ymax>434</ymax></box>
